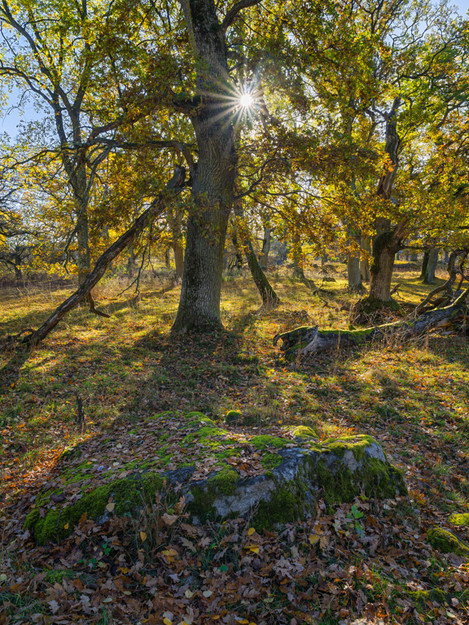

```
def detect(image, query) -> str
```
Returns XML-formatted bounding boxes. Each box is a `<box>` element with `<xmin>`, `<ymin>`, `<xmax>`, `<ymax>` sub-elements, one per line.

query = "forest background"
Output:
<box><xmin>1</xmin><ymin>1</ymin><xmax>469</xmax><ymax>624</ymax></box>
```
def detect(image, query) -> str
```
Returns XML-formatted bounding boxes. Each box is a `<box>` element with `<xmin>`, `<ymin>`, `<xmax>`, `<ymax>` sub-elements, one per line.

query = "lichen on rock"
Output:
<box><xmin>24</xmin><ymin>412</ymin><xmax>407</xmax><ymax>543</ymax></box>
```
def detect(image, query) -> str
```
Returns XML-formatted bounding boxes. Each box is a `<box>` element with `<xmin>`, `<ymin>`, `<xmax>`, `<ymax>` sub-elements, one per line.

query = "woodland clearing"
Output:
<box><xmin>0</xmin><ymin>264</ymin><xmax>468</xmax><ymax>625</ymax></box>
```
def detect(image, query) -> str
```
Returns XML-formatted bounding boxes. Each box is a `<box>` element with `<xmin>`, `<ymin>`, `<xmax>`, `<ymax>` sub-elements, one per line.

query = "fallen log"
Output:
<box><xmin>274</xmin><ymin>287</ymin><xmax>469</xmax><ymax>359</ymax></box>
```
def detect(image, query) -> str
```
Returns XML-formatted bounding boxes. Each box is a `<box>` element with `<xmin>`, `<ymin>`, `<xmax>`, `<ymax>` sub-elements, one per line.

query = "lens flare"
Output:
<box><xmin>239</xmin><ymin>92</ymin><xmax>254</xmax><ymax>108</ymax></box>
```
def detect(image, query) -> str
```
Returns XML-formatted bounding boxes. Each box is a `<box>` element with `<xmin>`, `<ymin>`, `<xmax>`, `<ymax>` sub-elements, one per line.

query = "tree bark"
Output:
<box><xmin>359</xmin><ymin>98</ymin><xmax>407</xmax><ymax>308</ymax></box>
<box><xmin>274</xmin><ymin>288</ymin><xmax>469</xmax><ymax>359</ymax></box>
<box><xmin>420</xmin><ymin>249</ymin><xmax>429</xmax><ymax>280</ymax></box>
<box><xmin>260</xmin><ymin>226</ymin><xmax>271</xmax><ymax>270</ymax></box>
<box><xmin>360</xmin><ymin>236</ymin><xmax>371</xmax><ymax>282</ymax></box>
<box><xmin>234</xmin><ymin>204</ymin><xmax>280</xmax><ymax>307</ymax></box>
<box><xmin>368</xmin><ymin>224</ymin><xmax>406</xmax><ymax>301</ymax></box>
<box><xmin>347</xmin><ymin>229</ymin><xmax>363</xmax><ymax>292</ymax></box>
<box><xmin>422</xmin><ymin>247</ymin><xmax>438</xmax><ymax>284</ymax></box>
<box><xmin>172</xmin><ymin>0</ymin><xmax>239</xmax><ymax>333</ymax></box>
<box><xmin>347</xmin><ymin>254</ymin><xmax>363</xmax><ymax>292</ymax></box>
<box><xmin>292</xmin><ymin>232</ymin><xmax>305</xmax><ymax>279</ymax></box>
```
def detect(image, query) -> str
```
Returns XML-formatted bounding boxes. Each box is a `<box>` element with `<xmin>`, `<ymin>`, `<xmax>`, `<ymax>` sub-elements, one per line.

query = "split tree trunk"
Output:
<box><xmin>364</xmin><ymin>98</ymin><xmax>406</xmax><ymax>306</ymax></box>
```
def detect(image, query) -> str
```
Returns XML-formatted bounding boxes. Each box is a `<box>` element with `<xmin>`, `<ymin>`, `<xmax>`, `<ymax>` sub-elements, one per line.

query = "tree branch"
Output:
<box><xmin>221</xmin><ymin>0</ymin><xmax>262</xmax><ymax>31</ymax></box>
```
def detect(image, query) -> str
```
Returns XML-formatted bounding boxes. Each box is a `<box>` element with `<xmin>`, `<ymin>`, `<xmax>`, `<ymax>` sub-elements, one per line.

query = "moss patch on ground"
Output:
<box><xmin>426</xmin><ymin>527</ymin><xmax>469</xmax><ymax>557</ymax></box>
<box><xmin>449</xmin><ymin>512</ymin><xmax>469</xmax><ymax>527</ymax></box>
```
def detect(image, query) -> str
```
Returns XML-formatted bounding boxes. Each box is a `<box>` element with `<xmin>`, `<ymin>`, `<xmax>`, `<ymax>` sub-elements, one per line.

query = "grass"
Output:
<box><xmin>0</xmin><ymin>263</ymin><xmax>468</xmax><ymax>623</ymax></box>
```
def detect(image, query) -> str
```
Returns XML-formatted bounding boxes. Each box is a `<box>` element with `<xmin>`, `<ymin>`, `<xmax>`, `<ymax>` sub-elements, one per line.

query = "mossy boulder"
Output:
<box><xmin>187</xmin><ymin>434</ymin><xmax>406</xmax><ymax>529</ymax></box>
<box><xmin>24</xmin><ymin>413</ymin><xmax>407</xmax><ymax>543</ymax></box>
<box><xmin>427</xmin><ymin>527</ymin><xmax>469</xmax><ymax>558</ymax></box>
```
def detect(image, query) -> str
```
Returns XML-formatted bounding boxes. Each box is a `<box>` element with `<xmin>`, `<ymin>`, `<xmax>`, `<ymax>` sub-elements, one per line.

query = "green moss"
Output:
<box><xmin>250</xmin><ymin>435</ymin><xmax>288</xmax><ymax>450</ymax></box>
<box><xmin>254</xmin><ymin>488</ymin><xmax>301</xmax><ymax>531</ymax></box>
<box><xmin>261</xmin><ymin>452</ymin><xmax>283</xmax><ymax>470</ymax></box>
<box><xmin>313</xmin><ymin>454</ymin><xmax>405</xmax><ymax>508</ymax></box>
<box><xmin>61</xmin><ymin>460</ymin><xmax>95</xmax><ymax>484</ymax></box>
<box><xmin>147</xmin><ymin>411</ymin><xmax>177</xmax><ymax>421</ymax></box>
<box><xmin>322</xmin><ymin>435</ymin><xmax>378</xmax><ymax>461</ymax></box>
<box><xmin>449</xmin><ymin>513</ymin><xmax>469</xmax><ymax>527</ymax></box>
<box><xmin>409</xmin><ymin>588</ymin><xmax>447</xmax><ymax>606</ymax></box>
<box><xmin>225</xmin><ymin>410</ymin><xmax>242</xmax><ymax>424</ymax></box>
<box><xmin>184</xmin><ymin>412</ymin><xmax>216</xmax><ymax>427</ymax></box>
<box><xmin>427</xmin><ymin>527</ymin><xmax>469</xmax><ymax>557</ymax></box>
<box><xmin>189</xmin><ymin>467</ymin><xmax>240</xmax><ymax>518</ymax></box>
<box><xmin>210</xmin><ymin>467</ymin><xmax>240</xmax><ymax>495</ymax></box>
<box><xmin>59</xmin><ymin>447</ymin><xmax>82</xmax><ymax>462</ymax></box>
<box><xmin>183</xmin><ymin>426</ymin><xmax>228</xmax><ymax>444</ymax></box>
<box><xmin>214</xmin><ymin>448</ymin><xmax>239</xmax><ymax>459</ymax></box>
<box><xmin>291</xmin><ymin>426</ymin><xmax>318</xmax><ymax>439</ymax></box>
<box><xmin>44</xmin><ymin>570</ymin><xmax>75</xmax><ymax>584</ymax></box>
<box><xmin>24</xmin><ymin>472</ymin><xmax>166</xmax><ymax>544</ymax></box>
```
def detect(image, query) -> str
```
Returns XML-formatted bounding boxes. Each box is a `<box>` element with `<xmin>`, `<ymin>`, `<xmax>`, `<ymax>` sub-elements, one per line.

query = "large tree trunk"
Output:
<box><xmin>358</xmin><ymin>99</ymin><xmax>407</xmax><ymax>311</ymax></box>
<box><xmin>274</xmin><ymin>288</ymin><xmax>469</xmax><ymax>359</ymax></box>
<box><xmin>368</xmin><ymin>98</ymin><xmax>403</xmax><ymax>302</ymax></box>
<box><xmin>368</xmin><ymin>225</ymin><xmax>406</xmax><ymax>302</ymax></box>
<box><xmin>172</xmin><ymin>0</ymin><xmax>237</xmax><ymax>333</ymax></box>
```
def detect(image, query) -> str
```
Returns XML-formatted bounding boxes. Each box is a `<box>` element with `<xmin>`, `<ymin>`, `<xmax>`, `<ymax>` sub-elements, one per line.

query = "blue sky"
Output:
<box><xmin>1</xmin><ymin>1</ymin><xmax>469</xmax><ymax>137</ymax></box>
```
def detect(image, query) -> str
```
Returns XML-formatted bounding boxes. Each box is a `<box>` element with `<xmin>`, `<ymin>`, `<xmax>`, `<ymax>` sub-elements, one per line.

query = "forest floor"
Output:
<box><xmin>0</xmin><ymin>263</ymin><xmax>468</xmax><ymax>625</ymax></box>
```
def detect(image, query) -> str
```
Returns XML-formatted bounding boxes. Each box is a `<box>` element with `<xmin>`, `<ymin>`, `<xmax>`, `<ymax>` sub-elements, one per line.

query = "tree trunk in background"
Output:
<box><xmin>231</xmin><ymin>232</ymin><xmax>243</xmax><ymax>269</ymax></box>
<box><xmin>245</xmin><ymin>237</ymin><xmax>281</xmax><ymax>307</ymax></box>
<box><xmin>234</xmin><ymin>204</ymin><xmax>280</xmax><ymax>307</ymax></box>
<box><xmin>420</xmin><ymin>250</ymin><xmax>429</xmax><ymax>280</ymax></box>
<box><xmin>260</xmin><ymin>227</ymin><xmax>271</xmax><ymax>270</ymax></box>
<box><xmin>360</xmin><ymin>236</ymin><xmax>371</xmax><ymax>282</ymax></box>
<box><xmin>347</xmin><ymin>229</ymin><xmax>363</xmax><ymax>292</ymax></box>
<box><xmin>292</xmin><ymin>232</ymin><xmax>305</xmax><ymax>279</ymax></box>
<box><xmin>422</xmin><ymin>248</ymin><xmax>438</xmax><ymax>284</ymax></box>
<box><xmin>172</xmin><ymin>0</ymin><xmax>237</xmax><ymax>333</ymax></box>
<box><xmin>347</xmin><ymin>254</ymin><xmax>363</xmax><ymax>292</ymax></box>
<box><xmin>173</xmin><ymin>241</ymin><xmax>184</xmax><ymax>280</ymax></box>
